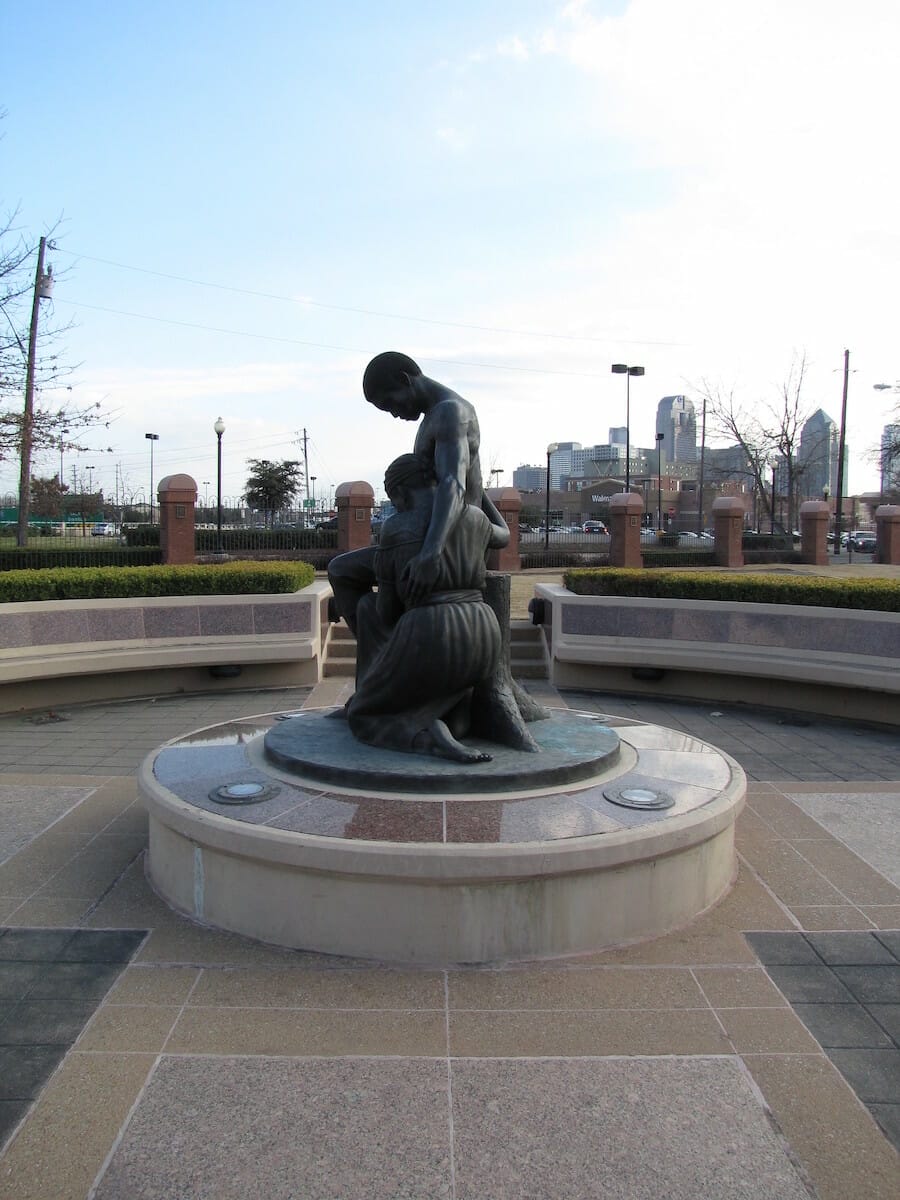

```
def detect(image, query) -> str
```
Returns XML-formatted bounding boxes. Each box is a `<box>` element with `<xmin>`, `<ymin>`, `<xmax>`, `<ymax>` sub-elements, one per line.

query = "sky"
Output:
<box><xmin>2</xmin><ymin>0</ymin><xmax>898</xmax><ymax>510</ymax></box>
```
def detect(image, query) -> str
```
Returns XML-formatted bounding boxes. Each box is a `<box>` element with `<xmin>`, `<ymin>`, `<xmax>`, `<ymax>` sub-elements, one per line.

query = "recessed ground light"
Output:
<box><xmin>604</xmin><ymin>787</ymin><xmax>674</xmax><ymax>810</ymax></box>
<box><xmin>210</xmin><ymin>782</ymin><xmax>280</xmax><ymax>805</ymax></box>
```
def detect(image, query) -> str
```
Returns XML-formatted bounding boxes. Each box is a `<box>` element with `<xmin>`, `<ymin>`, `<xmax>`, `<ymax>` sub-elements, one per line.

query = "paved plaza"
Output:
<box><xmin>0</xmin><ymin>681</ymin><xmax>898</xmax><ymax>1198</ymax></box>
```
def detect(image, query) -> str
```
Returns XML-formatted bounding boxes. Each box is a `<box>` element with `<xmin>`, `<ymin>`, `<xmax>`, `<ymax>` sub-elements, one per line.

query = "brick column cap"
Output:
<box><xmin>335</xmin><ymin>481</ymin><xmax>375</xmax><ymax>504</ymax></box>
<box><xmin>157</xmin><ymin>474</ymin><xmax>198</xmax><ymax>502</ymax></box>
<box><xmin>875</xmin><ymin>505</ymin><xmax>900</xmax><ymax>518</ymax></box>
<box><xmin>487</xmin><ymin>486</ymin><xmax>522</xmax><ymax>511</ymax></box>
<box><xmin>608</xmin><ymin>492</ymin><xmax>644</xmax><ymax>515</ymax></box>
<box><xmin>711</xmin><ymin>496</ymin><xmax>744</xmax><ymax>516</ymax></box>
<box><xmin>799</xmin><ymin>500</ymin><xmax>829</xmax><ymax>516</ymax></box>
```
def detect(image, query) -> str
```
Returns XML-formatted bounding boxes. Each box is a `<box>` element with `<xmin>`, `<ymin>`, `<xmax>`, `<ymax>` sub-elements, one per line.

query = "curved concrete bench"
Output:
<box><xmin>0</xmin><ymin>582</ymin><xmax>332</xmax><ymax>712</ymax></box>
<box><xmin>534</xmin><ymin>584</ymin><xmax>900</xmax><ymax>726</ymax></box>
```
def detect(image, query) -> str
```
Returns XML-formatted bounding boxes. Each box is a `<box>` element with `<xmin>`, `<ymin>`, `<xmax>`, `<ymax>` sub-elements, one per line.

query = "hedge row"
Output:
<box><xmin>563</xmin><ymin>569</ymin><xmax>900</xmax><ymax>612</ymax></box>
<box><xmin>0</xmin><ymin>547</ymin><xmax>161</xmax><ymax>571</ymax></box>
<box><xmin>0</xmin><ymin>560</ymin><xmax>316</xmax><ymax>603</ymax></box>
<box><xmin>123</xmin><ymin>527</ymin><xmax>338</xmax><ymax>551</ymax></box>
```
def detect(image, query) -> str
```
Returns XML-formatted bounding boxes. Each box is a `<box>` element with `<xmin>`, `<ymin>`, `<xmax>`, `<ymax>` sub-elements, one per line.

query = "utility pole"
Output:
<box><xmin>301</xmin><ymin>427</ymin><xmax>310</xmax><ymax>526</ymax></box>
<box><xmin>16</xmin><ymin>237</ymin><xmax>53</xmax><ymax>547</ymax></box>
<box><xmin>833</xmin><ymin>349</ymin><xmax>850</xmax><ymax>555</ymax></box>
<box><xmin>696</xmin><ymin>394</ymin><xmax>707</xmax><ymax>535</ymax></box>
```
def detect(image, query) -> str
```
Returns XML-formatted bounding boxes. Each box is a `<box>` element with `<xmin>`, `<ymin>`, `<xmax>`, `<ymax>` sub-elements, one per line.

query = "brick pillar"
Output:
<box><xmin>608</xmin><ymin>492</ymin><xmax>644</xmax><ymax>568</ymax></box>
<box><xmin>875</xmin><ymin>504</ymin><xmax>900</xmax><ymax>564</ymax></box>
<box><xmin>335</xmin><ymin>481</ymin><xmax>375</xmax><ymax>553</ymax></box>
<box><xmin>157</xmin><ymin>474</ymin><xmax>198</xmax><ymax>565</ymax></box>
<box><xmin>799</xmin><ymin>500</ymin><xmax>830</xmax><ymax>565</ymax></box>
<box><xmin>486</xmin><ymin>487</ymin><xmax>521</xmax><ymax>572</ymax></box>
<box><xmin>712</xmin><ymin>496</ymin><xmax>744</xmax><ymax>568</ymax></box>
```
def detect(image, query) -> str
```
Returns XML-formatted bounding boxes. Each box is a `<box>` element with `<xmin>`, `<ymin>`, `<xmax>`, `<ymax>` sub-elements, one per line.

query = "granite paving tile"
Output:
<box><xmin>0</xmin><ymin>1044</ymin><xmax>66</xmax><ymax>1100</ymax></box>
<box><xmin>867</xmin><ymin>1005</ymin><xmax>900</xmax><ymax>1043</ymax></box>
<box><xmin>187</xmin><ymin>966</ymin><xmax>445</xmax><ymax>1010</ymax></box>
<box><xmin>861</xmin><ymin>905</ymin><xmax>900</xmax><ymax>928</ymax></box>
<box><xmin>3</xmin><ymin>898</ymin><xmax>93</xmax><ymax>927</ymax></box>
<box><xmin>715</xmin><ymin>1006</ymin><xmax>822</xmax><ymax>1053</ymax></box>
<box><xmin>26</xmin><ymin>961</ymin><xmax>125</xmax><ymax>1002</ymax></box>
<box><xmin>450</xmin><ymin>1057</ymin><xmax>812</xmax><ymax>1200</ymax></box>
<box><xmin>745</xmin><ymin>1053</ymin><xmax>900</xmax><ymax>1200</ymax></box>
<box><xmin>868</xmin><ymin>1104</ymin><xmax>900</xmax><ymax>1151</ymax></box>
<box><xmin>447</xmin><ymin>965</ymin><xmax>706</xmax><ymax>1010</ymax></box>
<box><xmin>104</xmin><ymin>965</ymin><xmax>201</xmax><ymax>1005</ymax></box>
<box><xmin>790</xmin><ymin>905</ymin><xmax>876</xmax><ymax>931</ymax></box>
<box><xmin>803</xmin><ymin>931</ymin><xmax>896</xmax><ymax>964</ymax></box>
<box><xmin>0</xmin><ymin>1000</ymin><xmax>97</xmax><ymax>1046</ymax></box>
<box><xmin>764</xmin><ymin>964</ymin><xmax>856</xmax><ymax>1004</ymax></box>
<box><xmin>692</xmin><ymin>966</ymin><xmax>788</xmax><ymax>1007</ymax></box>
<box><xmin>0</xmin><ymin>930</ymin><xmax>75</xmax><ymax>961</ymax></box>
<box><xmin>91</xmin><ymin>1056</ymin><xmax>452</xmax><ymax>1200</ymax></box>
<box><xmin>832</xmin><ymin>964</ymin><xmax>900</xmax><ymax>1005</ymax></box>
<box><xmin>448</xmin><ymin>1008</ymin><xmax>731</xmax><ymax>1057</ymax></box>
<box><xmin>76</xmin><ymin>1004</ymin><xmax>181</xmax><ymax>1053</ymax></box>
<box><xmin>827</xmin><ymin>1048</ymin><xmax>900</xmax><ymax>1104</ymax></box>
<box><xmin>793</xmin><ymin>1003</ymin><xmax>894</xmax><ymax>1049</ymax></box>
<box><xmin>874</xmin><ymin>931</ymin><xmax>900</xmax><ymax>959</ymax></box>
<box><xmin>745</xmin><ymin>931</ymin><xmax>823</xmax><ymax>965</ymax></box>
<box><xmin>57</xmin><ymin>928</ymin><xmax>146</xmax><ymax>962</ymax></box>
<box><xmin>0</xmin><ymin>1051</ymin><xmax>156</xmax><ymax>1200</ymax></box>
<box><xmin>166</xmin><ymin>1006</ymin><xmax>447</xmax><ymax>1057</ymax></box>
<box><xmin>0</xmin><ymin>962</ymin><xmax>45</xmax><ymax>1001</ymax></box>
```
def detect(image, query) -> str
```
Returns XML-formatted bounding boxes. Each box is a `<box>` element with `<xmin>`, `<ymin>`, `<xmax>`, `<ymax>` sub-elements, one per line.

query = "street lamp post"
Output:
<box><xmin>545</xmin><ymin>443</ymin><xmax>558</xmax><ymax>552</ymax></box>
<box><xmin>655</xmin><ymin>433</ymin><xmax>664</xmax><ymax>531</ymax></box>
<box><xmin>145</xmin><ymin>433</ymin><xmax>159</xmax><ymax>523</ymax></box>
<box><xmin>310</xmin><ymin>475</ymin><xmax>317</xmax><ymax>523</ymax></box>
<box><xmin>490</xmin><ymin>467</ymin><xmax>503</xmax><ymax>487</ymax></box>
<box><xmin>214</xmin><ymin>417</ymin><xmax>226</xmax><ymax>556</ymax></box>
<box><xmin>611</xmin><ymin>364</ymin><xmax>644</xmax><ymax>493</ymax></box>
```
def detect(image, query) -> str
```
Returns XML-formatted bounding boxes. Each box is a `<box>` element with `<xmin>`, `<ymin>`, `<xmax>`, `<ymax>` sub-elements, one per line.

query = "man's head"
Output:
<box><xmin>363</xmin><ymin>351</ymin><xmax>423</xmax><ymax>421</ymax></box>
<box><xmin>383</xmin><ymin>453</ymin><xmax>435</xmax><ymax>509</ymax></box>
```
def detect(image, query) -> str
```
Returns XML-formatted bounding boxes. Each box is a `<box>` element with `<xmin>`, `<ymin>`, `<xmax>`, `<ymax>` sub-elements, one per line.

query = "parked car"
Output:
<box><xmin>91</xmin><ymin>523</ymin><xmax>117</xmax><ymax>537</ymax></box>
<box><xmin>677</xmin><ymin>532</ymin><xmax>714</xmax><ymax>545</ymax></box>
<box><xmin>849</xmin><ymin>532</ymin><xmax>876</xmax><ymax>553</ymax></box>
<box><xmin>582</xmin><ymin>521</ymin><xmax>607</xmax><ymax>534</ymax></box>
<box><xmin>315</xmin><ymin>517</ymin><xmax>338</xmax><ymax>531</ymax></box>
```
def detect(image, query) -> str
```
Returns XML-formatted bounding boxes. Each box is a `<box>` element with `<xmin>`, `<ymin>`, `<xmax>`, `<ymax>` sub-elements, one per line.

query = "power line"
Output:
<box><xmin>57</xmin><ymin>299</ymin><xmax>618</xmax><ymax>379</ymax></box>
<box><xmin>55</xmin><ymin>246</ymin><xmax>685</xmax><ymax>348</ymax></box>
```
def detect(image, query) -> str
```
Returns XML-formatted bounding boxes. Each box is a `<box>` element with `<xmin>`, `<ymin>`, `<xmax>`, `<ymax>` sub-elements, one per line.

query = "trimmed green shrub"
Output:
<box><xmin>0</xmin><ymin>560</ymin><xmax>316</xmax><ymax>604</ymax></box>
<box><xmin>563</xmin><ymin>568</ymin><xmax>900</xmax><ymax>613</ymax></box>
<box><xmin>0</xmin><ymin>547</ymin><xmax>160</xmax><ymax>571</ymax></box>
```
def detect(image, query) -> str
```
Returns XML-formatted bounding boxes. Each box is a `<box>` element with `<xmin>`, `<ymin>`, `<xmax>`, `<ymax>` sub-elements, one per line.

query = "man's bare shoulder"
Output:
<box><xmin>423</xmin><ymin>393</ymin><xmax>478</xmax><ymax>436</ymax></box>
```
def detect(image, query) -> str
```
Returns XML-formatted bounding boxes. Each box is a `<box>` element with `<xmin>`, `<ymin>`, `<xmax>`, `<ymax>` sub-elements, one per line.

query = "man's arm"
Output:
<box><xmin>481</xmin><ymin>490</ymin><xmax>511</xmax><ymax>550</ymax></box>
<box><xmin>402</xmin><ymin>402</ymin><xmax>469</xmax><ymax>603</ymax></box>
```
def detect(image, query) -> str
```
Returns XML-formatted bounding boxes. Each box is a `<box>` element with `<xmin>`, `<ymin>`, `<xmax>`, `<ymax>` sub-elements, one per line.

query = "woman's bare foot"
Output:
<box><xmin>413</xmin><ymin>720</ymin><xmax>492</xmax><ymax>764</ymax></box>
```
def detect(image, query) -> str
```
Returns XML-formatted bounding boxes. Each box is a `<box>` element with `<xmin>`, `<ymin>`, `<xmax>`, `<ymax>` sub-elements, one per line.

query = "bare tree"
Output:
<box><xmin>0</xmin><ymin>210</ymin><xmax>111</xmax><ymax>543</ymax></box>
<box><xmin>695</xmin><ymin>354</ymin><xmax>816</xmax><ymax>533</ymax></box>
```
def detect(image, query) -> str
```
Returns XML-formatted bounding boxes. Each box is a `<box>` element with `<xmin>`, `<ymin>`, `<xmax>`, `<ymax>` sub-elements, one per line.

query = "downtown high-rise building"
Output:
<box><xmin>655</xmin><ymin>397</ymin><xmax>697</xmax><ymax>463</ymax></box>
<box><xmin>798</xmin><ymin>409</ymin><xmax>842</xmax><ymax>499</ymax></box>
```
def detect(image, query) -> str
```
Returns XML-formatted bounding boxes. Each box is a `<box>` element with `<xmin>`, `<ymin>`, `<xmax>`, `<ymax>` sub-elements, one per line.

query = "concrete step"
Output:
<box><xmin>321</xmin><ymin>620</ymin><xmax>548</xmax><ymax>680</ymax></box>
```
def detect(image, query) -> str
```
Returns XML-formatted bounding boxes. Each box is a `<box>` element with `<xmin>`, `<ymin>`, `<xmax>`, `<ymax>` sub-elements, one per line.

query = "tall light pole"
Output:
<box><xmin>16</xmin><ymin>236</ymin><xmax>54</xmax><ymax>547</ymax></box>
<box><xmin>833</xmin><ymin>350</ymin><xmax>850</xmax><ymax>555</ymax></box>
<box><xmin>545</xmin><ymin>442</ymin><xmax>558</xmax><ymax>551</ymax></box>
<box><xmin>145</xmin><ymin>433</ymin><xmax>159</xmax><ymax>523</ymax></box>
<box><xmin>655</xmin><ymin>433</ymin><xmax>664</xmax><ymax>531</ymax></box>
<box><xmin>214</xmin><ymin>417</ymin><xmax>226</xmax><ymax>555</ymax></box>
<box><xmin>490</xmin><ymin>467</ymin><xmax>503</xmax><ymax>487</ymax></box>
<box><xmin>310</xmin><ymin>475</ymin><xmax>317</xmax><ymax>519</ymax></box>
<box><xmin>611</xmin><ymin>364</ymin><xmax>644</xmax><ymax>493</ymax></box>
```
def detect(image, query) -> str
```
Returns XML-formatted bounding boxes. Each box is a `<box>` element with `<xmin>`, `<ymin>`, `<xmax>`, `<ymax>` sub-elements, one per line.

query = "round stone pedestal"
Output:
<box><xmin>140</xmin><ymin>708</ymin><xmax>745</xmax><ymax>964</ymax></box>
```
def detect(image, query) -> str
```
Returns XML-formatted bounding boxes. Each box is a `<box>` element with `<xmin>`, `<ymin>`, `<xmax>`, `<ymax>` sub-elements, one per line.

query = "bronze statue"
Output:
<box><xmin>328</xmin><ymin>353</ymin><xmax>547</xmax><ymax>763</ymax></box>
